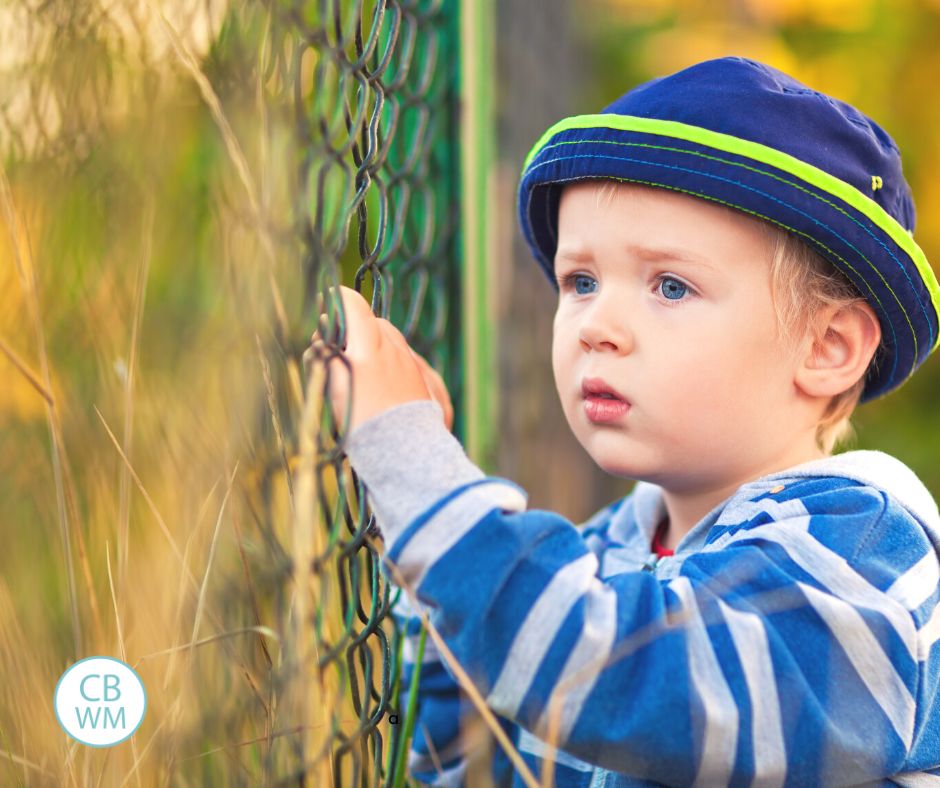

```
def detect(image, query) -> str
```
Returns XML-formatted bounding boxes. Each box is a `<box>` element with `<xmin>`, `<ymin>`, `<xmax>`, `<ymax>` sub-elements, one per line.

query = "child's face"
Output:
<box><xmin>552</xmin><ymin>180</ymin><xmax>820</xmax><ymax>488</ymax></box>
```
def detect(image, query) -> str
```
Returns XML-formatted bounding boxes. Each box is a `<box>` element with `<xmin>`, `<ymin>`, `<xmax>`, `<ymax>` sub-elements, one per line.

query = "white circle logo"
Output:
<box><xmin>54</xmin><ymin>657</ymin><xmax>147</xmax><ymax>747</ymax></box>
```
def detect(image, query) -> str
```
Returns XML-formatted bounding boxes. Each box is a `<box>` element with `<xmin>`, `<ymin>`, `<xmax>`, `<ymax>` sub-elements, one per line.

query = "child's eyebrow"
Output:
<box><xmin>555</xmin><ymin>244</ymin><xmax>720</xmax><ymax>273</ymax></box>
<box><xmin>632</xmin><ymin>245</ymin><xmax>721</xmax><ymax>272</ymax></box>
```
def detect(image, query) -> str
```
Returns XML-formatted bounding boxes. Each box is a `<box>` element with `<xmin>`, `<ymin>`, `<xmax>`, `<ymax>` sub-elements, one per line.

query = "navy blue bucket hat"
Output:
<box><xmin>518</xmin><ymin>56</ymin><xmax>940</xmax><ymax>404</ymax></box>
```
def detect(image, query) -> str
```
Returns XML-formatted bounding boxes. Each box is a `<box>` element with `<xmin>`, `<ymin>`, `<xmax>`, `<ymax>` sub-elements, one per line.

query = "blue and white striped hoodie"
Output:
<box><xmin>344</xmin><ymin>400</ymin><xmax>940</xmax><ymax>787</ymax></box>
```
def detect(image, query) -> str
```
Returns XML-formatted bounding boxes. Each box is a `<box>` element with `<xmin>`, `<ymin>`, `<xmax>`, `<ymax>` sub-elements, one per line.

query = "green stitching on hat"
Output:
<box><xmin>523</xmin><ymin>114</ymin><xmax>940</xmax><ymax>351</ymax></box>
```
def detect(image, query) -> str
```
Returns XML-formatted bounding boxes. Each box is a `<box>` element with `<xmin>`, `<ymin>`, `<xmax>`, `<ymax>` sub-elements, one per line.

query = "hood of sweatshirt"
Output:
<box><xmin>614</xmin><ymin>450</ymin><xmax>940</xmax><ymax>557</ymax></box>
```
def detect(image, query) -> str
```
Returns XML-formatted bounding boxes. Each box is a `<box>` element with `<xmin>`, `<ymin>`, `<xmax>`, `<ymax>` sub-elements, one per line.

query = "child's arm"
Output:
<box><xmin>322</xmin><ymin>287</ymin><xmax>937</xmax><ymax>783</ymax></box>
<box><xmin>313</xmin><ymin>287</ymin><xmax>495</xmax><ymax>785</ymax></box>
<box><xmin>346</xmin><ymin>402</ymin><xmax>936</xmax><ymax>785</ymax></box>
<box><xmin>391</xmin><ymin>591</ymin><xmax>519</xmax><ymax>786</ymax></box>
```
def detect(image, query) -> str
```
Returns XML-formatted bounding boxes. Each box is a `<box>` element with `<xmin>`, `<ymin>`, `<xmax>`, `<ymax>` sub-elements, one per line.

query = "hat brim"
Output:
<box><xmin>518</xmin><ymin>115</ymin><xmax>940</xmax><ymax>404</ymax></box>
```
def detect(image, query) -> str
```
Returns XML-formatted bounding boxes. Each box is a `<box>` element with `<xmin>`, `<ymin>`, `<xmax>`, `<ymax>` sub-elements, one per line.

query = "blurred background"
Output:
<box><xmin>2</xmin><ymin>0</ymin><xmax>939</xmax><ymax>783</ymax></box>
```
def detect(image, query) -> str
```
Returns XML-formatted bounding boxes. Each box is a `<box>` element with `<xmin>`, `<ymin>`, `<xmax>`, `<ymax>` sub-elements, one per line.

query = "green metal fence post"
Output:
<box><xmin>459</xmin><ymin>0</ymin><xmax>498</xmax><ymax>472</ymax></box>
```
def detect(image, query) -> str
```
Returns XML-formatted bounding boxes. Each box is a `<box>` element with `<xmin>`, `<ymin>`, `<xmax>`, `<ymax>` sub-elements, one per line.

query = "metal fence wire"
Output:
<box><xmin>261</xmin><ymin>0</ymin><xmax>462</xmax><ymax>784</ymax></box>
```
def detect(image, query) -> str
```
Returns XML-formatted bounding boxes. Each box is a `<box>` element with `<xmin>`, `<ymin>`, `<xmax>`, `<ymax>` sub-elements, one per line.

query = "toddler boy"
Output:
<box><xmin>326</xmin><ymin>57</ymin><xmax>940</xmax><ymax>785</ymax></box>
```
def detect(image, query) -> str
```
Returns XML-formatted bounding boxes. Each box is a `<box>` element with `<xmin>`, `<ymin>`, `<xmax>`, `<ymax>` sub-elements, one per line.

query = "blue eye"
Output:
<box><xmin>574</xmin><ymin>275</ymin><xmax>596</xmax><ymax>294</ymax></box>
<box><xmin>658</xmin><ymin>276</ymin><xmax>689</xmax><ymax>301</ymax></box>
<box><xmin>557</xmin><ymin>272</ymin><xmax>695</xmax><ymax>302</ymax></box>
<box><xmin>558</xmin><ymin>273</ymin><xmax>597</xmax><ymax>294</ymax></box>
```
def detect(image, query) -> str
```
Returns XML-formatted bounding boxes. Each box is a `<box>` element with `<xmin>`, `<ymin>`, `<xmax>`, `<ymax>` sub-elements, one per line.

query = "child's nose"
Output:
<box><xmin>578</xmin><ymin>297</ymin><xmax>634</xmax><ymax>353</ymax></box>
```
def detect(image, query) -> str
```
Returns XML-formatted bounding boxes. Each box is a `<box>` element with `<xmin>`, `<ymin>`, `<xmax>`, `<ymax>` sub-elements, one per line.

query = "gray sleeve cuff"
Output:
<box><xmin>343</xmin><ymin>400</ymin><xmax>488</xmax><ymax>544</ymax></box>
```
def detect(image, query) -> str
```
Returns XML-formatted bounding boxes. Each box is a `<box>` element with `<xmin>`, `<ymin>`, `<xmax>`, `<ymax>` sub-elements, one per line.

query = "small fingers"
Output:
<box><xmin>314</xmin><ymin>286</ymin><xmax>383</xmax><ymax>356</ymax></box>
<box><xmin>333</xmin><ymin>285</ymin><xmax>371</xmax><ymax>314</ymax></box>
<box><xmin>406</xmin><ymin>346</ymin><xmax>454</xmax><ymax>430</ymax></box>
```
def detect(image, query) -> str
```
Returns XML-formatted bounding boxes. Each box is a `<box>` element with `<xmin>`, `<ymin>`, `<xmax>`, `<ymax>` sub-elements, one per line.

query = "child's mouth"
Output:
<box><xmin>583</xmin><ymin>395</ymin><xmax>630</xmax><ymax>423</ymax></box>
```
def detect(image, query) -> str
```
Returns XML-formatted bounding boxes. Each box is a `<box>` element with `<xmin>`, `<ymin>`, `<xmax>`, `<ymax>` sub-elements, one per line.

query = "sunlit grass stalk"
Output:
<box><xmin>383</xmin><ymin>599</ymin><xmax>406</xmax><ymax>782</ymax></box>
<box><xmin>105</xmin><ymin>542</ymin><xmax>142</xmax><ymax>788</ymax></box>
<box><xmin>160</xmin><ymin>478</ymin><xmax>221</xmax><ymax>695</ymax></box>
<box><xmin>0</xmin><ymin>335</ymin><xmax>52</xmax><ymax>404</ymax></box>
<box><xmin>137</xmin><ymin>626</ymin><xmax>281</xmax><ymax>663</ymax></box>
<box><xmin>257</xmin><ymin>335</ymin><xmax>295</xmax><ymax>506</ymax></box>
<box><xmin>0</xmin><ymin>745</ymin><xmax>46</xmax><ymax>783</ymax></box>
<box><xmin>375</xmin><ymin>540</ymin><xmax>539</xmax><ymax>788</ymax></box>
<box><xmin>95</xmin><ymin>407</ymin><xmax>191</xmax><ymax>573</ymax></box>
<box><xmin>119</xmin><ymin>197</ymin><xmax>155</xmax><ymax>595</ymax></box>
<box><xmin>392</xmin><ymin>620</ymin><xmax>427</xmax><ymax>788</ymax></box>
<box><xmin>0</xmin><ymin>722</ymin><xmax>28</xmax><ymax>787</ymax></box>
<box><xmin>292</xmin><ymin>352</ymin><xmax>332</xmax><ymax>783</ymax></box>
<box><xmin>191</xmin><ymin>466</ymin><xmax>239</xmax><ymax>648</ymax></box>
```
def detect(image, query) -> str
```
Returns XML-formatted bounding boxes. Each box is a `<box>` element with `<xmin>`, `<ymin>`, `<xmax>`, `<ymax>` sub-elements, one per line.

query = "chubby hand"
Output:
<box><xmin>307</xmin><ymin>286</ymin><xmax>454</xmax><ymax>434</ymax></box>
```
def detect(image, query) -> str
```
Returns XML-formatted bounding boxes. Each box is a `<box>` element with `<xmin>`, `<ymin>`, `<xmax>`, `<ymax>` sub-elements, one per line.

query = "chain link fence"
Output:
<box><xmin>254</xmin><ymin>0</ymin><xmax>463</xmax><ymax>783</ymax></box>
<box><xmin>2</xmin><ymin>0</ymin><xmax>465</xmax><ymax>784</ymax></box>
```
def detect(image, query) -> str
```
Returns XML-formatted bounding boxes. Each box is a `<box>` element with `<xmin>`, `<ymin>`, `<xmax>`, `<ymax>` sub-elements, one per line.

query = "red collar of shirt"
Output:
<box><xmin>651</xmin><ymin>518</ymin><xmax>674</xmax><ymax>557</ymax></box>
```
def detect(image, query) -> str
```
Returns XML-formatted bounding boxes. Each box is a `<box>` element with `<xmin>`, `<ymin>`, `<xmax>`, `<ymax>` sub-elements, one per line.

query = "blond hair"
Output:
<box><xmin>765</xmin><ymin>227</ymin><xmax>880</xmax><ymax>455</ymax></box>
<box><xmin>592</xmin><ymin>179</ymin><xmax>880</xmax><ymax>455</ymax></box>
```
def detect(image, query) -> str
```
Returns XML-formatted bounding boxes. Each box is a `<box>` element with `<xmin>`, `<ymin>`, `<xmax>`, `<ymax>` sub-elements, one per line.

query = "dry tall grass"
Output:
<box><xmin>0</xmin><ymin>0</ymin><xmax>404</xmax><ymax>783</ymax></box>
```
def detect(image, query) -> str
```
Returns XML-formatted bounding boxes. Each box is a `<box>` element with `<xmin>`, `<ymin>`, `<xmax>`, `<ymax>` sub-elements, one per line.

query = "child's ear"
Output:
<box><xmin>793</xmin><ymin>302</ymin><xmax>882</xmax><ymax>399</ymax></box>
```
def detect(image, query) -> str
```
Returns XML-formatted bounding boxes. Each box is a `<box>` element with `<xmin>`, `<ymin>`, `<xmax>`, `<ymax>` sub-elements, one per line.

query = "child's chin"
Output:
<box><xmin>583</xmin><ymin>438</ymin><xmax>666</xmax><ymax>482</ymax></box>
<box><xmin>601</xmin><ymin>466</ymin><xmax>642</xmax><ymax>481</ymax></box>
<box><xmin>588</xmin><ymin>450</ymin><xmax>643</xmax><ymax>480</ymax></box>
